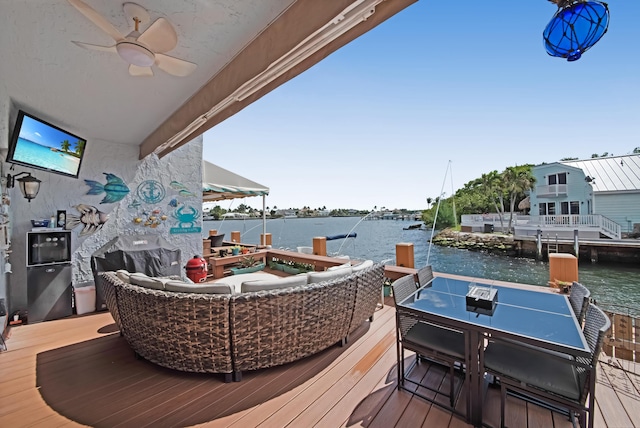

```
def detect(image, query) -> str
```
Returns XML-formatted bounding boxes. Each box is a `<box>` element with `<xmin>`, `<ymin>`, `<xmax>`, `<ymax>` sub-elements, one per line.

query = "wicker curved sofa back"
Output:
<box><xmin>230</xmin><ymin>273</ymin><xmax>358</xmax><ymax>373</ymax></box>
<box><xmin>97</xmin><ymin>262</ymin><xmax>383</xmax><ymax>381</ymax></box>
<box><xmin>103</xmin><ymin>274</ymin><xmax>234</xmax><ymax>375</ymax></box>
<box><xmin>97</xmin><ymin>272</ymin><xmax>122</xmax><ymax>331</ymax></box>
<box><xmin>349</xmin><ymin>263</ymin><xmax>385</xmax><ymax>333</ymax></box>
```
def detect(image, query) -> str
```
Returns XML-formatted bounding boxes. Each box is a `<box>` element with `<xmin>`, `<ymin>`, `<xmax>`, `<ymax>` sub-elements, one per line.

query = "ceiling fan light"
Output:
<box><xmin>116</xmin><ymin>41</ymin><xmax>155</xmax><ymax>67</ymax></box>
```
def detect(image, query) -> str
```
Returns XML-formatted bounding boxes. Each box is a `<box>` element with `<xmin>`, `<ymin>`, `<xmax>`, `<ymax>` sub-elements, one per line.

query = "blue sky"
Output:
<box><xmin>20</xmin><ymin>115</ymin><xmax>79</xmax><ymax>149</ymax></box>
<box><xmin>203</xmin><ymin>0</ymin><xmax>639</xmax><ymax>211</ymax></box>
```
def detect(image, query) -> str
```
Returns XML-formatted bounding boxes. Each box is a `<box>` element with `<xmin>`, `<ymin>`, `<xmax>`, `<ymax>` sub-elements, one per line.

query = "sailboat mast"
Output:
<box><xmin>427</xmin><ymin>160</ymin><xmax>453</xmax><ymax>265</ymax></box>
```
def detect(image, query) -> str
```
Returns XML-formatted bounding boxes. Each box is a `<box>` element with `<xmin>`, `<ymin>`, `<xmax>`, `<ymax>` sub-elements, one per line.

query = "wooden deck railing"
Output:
<box><xmin>602</xmin><ymin>305</ymin><xmax>640</xmax><ymax>363</ymax></box>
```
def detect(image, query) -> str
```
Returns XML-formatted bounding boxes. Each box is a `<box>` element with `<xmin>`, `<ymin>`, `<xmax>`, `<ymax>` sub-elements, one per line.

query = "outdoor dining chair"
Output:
<box><xmin>483</xmin><ymin>303</ymin><xmax>610</xmax><ymax>428</ymax></box>
<box><xmin>414</xmin><ymin>265</ymin><xmax>434</xmax><ymax>288</ymax></box>
<box><xmin>569</xmin><ymin>281</ymin><xmax>591</xmax><ymax>324</ymax></box>
<box><xmin>392</xmin><ymin>274</ymin><xmax>466</xmax><ymax>408</ymax></box>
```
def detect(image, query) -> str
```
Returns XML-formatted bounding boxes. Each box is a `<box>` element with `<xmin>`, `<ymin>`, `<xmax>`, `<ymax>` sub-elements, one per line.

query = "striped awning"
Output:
<box><xmin>202</xmin><ymin>160</ymin><xmax>269</xmax><ymax>202</ymax></box>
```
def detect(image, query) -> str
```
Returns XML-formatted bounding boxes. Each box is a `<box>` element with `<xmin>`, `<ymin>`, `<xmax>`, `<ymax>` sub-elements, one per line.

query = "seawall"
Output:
<box><xmin>431</xmin><ymin>229</ymin><xmax>518</xmax><ymax>255</ymax></box>
<box><xmin>432</xmin><ymin>229</ymin><xmax>640</xmax><ymax>264</ymax></box>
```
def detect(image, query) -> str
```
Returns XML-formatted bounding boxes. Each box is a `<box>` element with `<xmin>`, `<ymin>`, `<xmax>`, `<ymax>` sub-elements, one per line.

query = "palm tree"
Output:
<box><xmin>502</xmin><ymin>166</ymin><xmax>536</xmax><ymax>233</ymax></box>
<box><xmin>479</xmin><ymin>171</ymin><xmax>506</xmax><ymax>231</ymax></box>
<box><xmin>426</xmin><ymin>197</ymin><xmax>433</xmax><ymax>209</ymax></box>
<box><xmin>74</xmin><ymin>139</ymin><xmax>85</xmax><ymax>155</ymax></box>
<box><xmin>60</xmin><ymin>140</ymin><xmax>70</xmax><ymax>153</ymax></box>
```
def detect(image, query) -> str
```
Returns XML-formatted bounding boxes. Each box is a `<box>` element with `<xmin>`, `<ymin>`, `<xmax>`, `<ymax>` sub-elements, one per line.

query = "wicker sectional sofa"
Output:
<box><xmin>97</xmin><ymin>262</ymin><xmax>385</xmax><ymax>382</ymax></box>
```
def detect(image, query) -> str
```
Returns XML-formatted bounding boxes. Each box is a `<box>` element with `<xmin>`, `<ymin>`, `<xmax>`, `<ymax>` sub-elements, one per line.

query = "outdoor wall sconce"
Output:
<box><xmin>6</xmin><ymin>172</ymin><xmax>41</xmax><ymax>202</ymax></box>
<box><xmin>544</xmin><ymin>0</ymin><xmax>609</xmax><ymax>61</ymax></box>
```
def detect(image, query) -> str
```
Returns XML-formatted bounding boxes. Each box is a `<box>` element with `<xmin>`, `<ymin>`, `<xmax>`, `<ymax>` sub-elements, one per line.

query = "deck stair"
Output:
<box><xmin>547</xmin><ymin>234</ymin><xmax>559</xmax><ymax>256</ymax></box>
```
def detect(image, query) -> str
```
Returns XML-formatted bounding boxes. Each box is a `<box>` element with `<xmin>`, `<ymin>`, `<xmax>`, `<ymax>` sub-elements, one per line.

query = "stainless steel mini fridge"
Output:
<box><xmin>26</xmin><ymin>230</ymin><xmax>72</xmax><ymax>323</ymax></box>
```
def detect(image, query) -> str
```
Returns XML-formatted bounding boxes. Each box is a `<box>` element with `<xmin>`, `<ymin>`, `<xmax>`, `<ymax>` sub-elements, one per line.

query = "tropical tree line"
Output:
<box><xmin>60</xmin><ymin>139</ymin><xmax>85</xmax><ymax>157</ymax></box>
<box><xmin>204</xmin><ymin>204</ymin><xmax>338</xmax><ymax>220</ymax></box>
<box><xmin>422</xmin><ymin>165</ymin><xmax>536</xmax><ymax>233</ymax></box>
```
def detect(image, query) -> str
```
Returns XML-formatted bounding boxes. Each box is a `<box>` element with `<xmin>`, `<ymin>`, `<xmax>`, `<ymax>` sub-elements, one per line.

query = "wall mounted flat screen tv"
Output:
<box><xmin>6</xmin><ymin>110</ymin><xmax>87</xmax><ymax>178</ymax></box>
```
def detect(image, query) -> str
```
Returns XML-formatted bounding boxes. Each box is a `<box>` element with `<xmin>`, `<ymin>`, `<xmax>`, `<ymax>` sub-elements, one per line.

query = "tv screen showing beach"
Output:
<box><xmin>7</xmin><ymin>111</ymin><xmax>86</xmax><ymax>178</ymax></box>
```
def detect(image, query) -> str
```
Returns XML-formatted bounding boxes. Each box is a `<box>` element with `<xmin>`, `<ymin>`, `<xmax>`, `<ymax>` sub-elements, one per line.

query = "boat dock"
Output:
<box><xmin>517</xmin><ymin>234</ymin><xmax>640</xmax><ymax>263</ymax></box>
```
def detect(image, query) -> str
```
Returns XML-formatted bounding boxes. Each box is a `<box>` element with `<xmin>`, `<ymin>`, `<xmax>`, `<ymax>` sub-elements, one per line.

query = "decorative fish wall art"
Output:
<box><xmin>66</xmin><ymin>204</ymin><xmax>109</xmax><ymax>236</ymax></box>
<box><xmin>169</xmin><ymin>181</ymin><xmax>197</xmax><ymax>198</ymax></box>
<box><xmin>127</xmin><ymin>199</ymin><xmax>141</xmax><ymax>210</ymax></box>
<box><xmin>85</xmin><ymin>173</ymin><xmax>130</xmax><ymax>203</ymax></box>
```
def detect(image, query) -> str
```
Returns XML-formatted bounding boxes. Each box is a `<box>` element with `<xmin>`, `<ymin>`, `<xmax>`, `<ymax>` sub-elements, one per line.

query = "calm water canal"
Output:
<box><xmin>204</xmin><ymin>216</ymin><xmax>640</xmax><ymax>315</ymax></box>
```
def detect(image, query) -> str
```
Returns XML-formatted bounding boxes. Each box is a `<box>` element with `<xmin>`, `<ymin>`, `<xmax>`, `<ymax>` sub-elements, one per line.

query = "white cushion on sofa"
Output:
<box><xmin>165</xmin><ymin>280</ymin><xmax>233</xmax><ymax>294</ymax></box>
<box><xmin>116</xmin><ymin>269</ymin><xmax>131</xmax><ymax>283</ymax></box>
<box><xmin>129</xmin><ymin>272</ymin><xmax>169</xmax><ymax>290</ymax></box>
<box><xmin>241</xmin><ymin>274</ymin><xmax>308</xmax><ymax>293</ymax></box>
<box><xmin>351</xmin><ymin>259</ymin><xmax>374</xmax><ymax>272</ymax></box>
<box><xmin>327</xmin><ymin>262</ymin><xmax>351</xmax><ymax>271</ymax></box>
<box><xmin>307</xmin><ymin>266</ymin><xmax>353</xmax><ymax>284</ymax></box>
<box><xmin>212</xmin><ymin>272</ymin><xmax>278</xmax><ymax>293</ymax></box>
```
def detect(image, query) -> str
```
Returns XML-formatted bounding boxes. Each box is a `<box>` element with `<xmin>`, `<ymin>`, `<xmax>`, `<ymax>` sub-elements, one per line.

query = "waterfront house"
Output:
<box><xmin>561</xmin><ymin>154</ymin><xmax>640</xmax><ymax>234</ymax></box>
<box><xmin>518</xmin><ymin>154</ymin><xmax>640</xmax><ymax>239</ymax></box>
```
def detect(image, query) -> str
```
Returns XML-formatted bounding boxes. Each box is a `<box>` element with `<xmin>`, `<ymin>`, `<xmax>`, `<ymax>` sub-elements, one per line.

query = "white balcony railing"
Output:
<box><xmin>536</xmin><ymin>184</ymin><xmax>568</xmax><ymax>197</ymax></box>
<box><xmin>525</xmin><ymin>215</ymin><xmax>621</xmax><ymax>239</ymax></box>
<box><xmin>462</xmin><ymin>214</ymin><xmax>622</xmax><ymax>239</ymax></box>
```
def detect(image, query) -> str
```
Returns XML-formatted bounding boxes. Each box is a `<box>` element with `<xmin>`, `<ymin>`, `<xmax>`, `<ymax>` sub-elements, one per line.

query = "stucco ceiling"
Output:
<box><xmin>0</xmin><ymin>0</ymin><xmax>416</xmax><ymax>159</ymax></box>
<box><xmin>0</xmin><ymin>0</ymin><xmax>295</xmax><ymax>146</ymax></box>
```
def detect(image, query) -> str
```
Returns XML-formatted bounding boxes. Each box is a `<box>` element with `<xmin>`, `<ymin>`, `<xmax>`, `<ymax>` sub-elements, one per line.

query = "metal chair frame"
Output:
<box><xmin>392</xmin><ymin>274</ymin><xmax>466</xmax><ymax>414</ymax></box>
<box><xmin>414</xmin><ymin>265</ymin><xmax>434</xmax><ymax>289</ymax></box>
<box><xmin>484</xmin><ymin>303</ymin><xmax>610</xmax><ymax>428</ymax></box>
<box><xmin>569</xmin><ymin>281</ymin><xmax>591</xmax><ymax>324</ymax></box>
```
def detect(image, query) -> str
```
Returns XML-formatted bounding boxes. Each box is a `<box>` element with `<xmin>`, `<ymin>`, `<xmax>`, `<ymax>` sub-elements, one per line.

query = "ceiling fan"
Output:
<box><xmin>68</xmin><ymin>0</ymin><xmax>197</xmax><ymax>77</ymax></box>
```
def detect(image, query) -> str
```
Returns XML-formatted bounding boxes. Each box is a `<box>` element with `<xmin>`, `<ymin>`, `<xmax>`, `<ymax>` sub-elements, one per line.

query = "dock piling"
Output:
<box><xmin>396</xmin><ymin>243</ymin><xmax>415</xmax><ymax>268</ymax></box>
<box><xmin>313</xmin><ymin>237</ymin><xmax>327</xmax><ymax>256</ymax></box>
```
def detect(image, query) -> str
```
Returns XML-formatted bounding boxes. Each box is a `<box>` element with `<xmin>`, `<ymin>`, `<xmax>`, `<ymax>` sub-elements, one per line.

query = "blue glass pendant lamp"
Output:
<box><xmin>543</xmin><ymin>0</ymin><xmax>609</xmax><ymax>61</ymax></box>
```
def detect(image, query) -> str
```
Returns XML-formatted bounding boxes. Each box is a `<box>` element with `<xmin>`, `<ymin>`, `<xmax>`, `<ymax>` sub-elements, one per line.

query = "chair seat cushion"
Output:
<box><xmin>405</xmin><ymin>322</ymin><xmax>466</xmax><ymax>360</ymax></box>
<box><xmin>484</xmin><ymin>341</ymin><xmax>582</xmax><ymax>401</ymax></box>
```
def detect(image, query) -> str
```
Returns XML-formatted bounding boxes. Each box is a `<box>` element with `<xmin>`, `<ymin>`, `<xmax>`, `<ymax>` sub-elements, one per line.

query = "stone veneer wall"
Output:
<box><xmin>5</xmin><ymin>135</ymin><xmax>202</xmax><ymax>315</ymax></box>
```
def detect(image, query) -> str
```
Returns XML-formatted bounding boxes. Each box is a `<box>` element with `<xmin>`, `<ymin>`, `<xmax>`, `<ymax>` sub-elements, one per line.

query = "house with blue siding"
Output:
<box><xmin>524</xmin><ymin>154</ymin><xmax>640</xmax><ymax>238</ymax></box>
<box><xmin>562</xmin><ymin>155</ymin><xmax>640</xmax><ymax>233</ymax></box>
<box><xmin>530</xmin><ymin>163</ymin><xmax>594</xmax><ymax>217</ymax></box>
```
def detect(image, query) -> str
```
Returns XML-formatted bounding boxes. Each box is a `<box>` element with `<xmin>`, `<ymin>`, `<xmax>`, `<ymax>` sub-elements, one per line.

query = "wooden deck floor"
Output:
<box><xmin>1</xmin><ymin>299</ymin><xmax>639</xmax><ymax>428</ymax></box>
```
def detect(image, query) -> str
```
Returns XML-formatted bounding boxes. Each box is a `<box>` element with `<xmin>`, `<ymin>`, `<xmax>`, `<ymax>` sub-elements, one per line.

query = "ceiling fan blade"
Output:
<box><xmin>138</xmin><ymin>18</ymin><xmax>177</xmax><ymax>53</ymax></box>
<box><xmin>155</xmin><ymin>54</ymin><xmax>197</xmax><ymax>77</ymax></box>
<box><xmin>129</xmin><ymin>64</ymin><xmax>154</xmax><ymax>77</ymax></box>
<box><xmin>67</xmin><ymin>0</ymin><xmax>124</xmax><ymax>42</ymax></box>
<box><xmin>71</xmin><ymin>41</ymin><xmax>117</xmax><ymax>53</ymax></box>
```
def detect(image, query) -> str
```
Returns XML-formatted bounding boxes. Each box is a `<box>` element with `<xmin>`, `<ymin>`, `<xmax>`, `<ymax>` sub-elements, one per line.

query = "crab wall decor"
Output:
<box><xmin>169</xmin><ymin>203</ymin><xmax>201</xmax><ymax>234</ymax></box>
